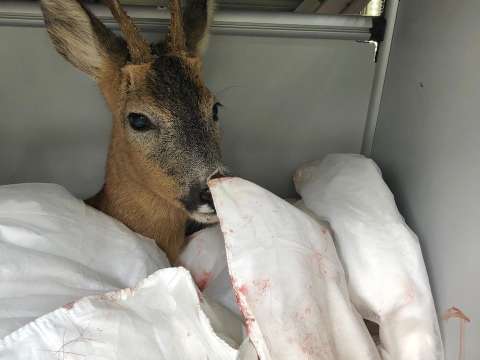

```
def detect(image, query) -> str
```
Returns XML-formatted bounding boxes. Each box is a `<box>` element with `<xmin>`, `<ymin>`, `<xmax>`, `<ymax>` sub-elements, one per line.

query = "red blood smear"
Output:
<box><xmin>231</xmin><ymin>277</ymin><xmax>256</xmax><ymax>336</ymax></box>
<box><xmin>62</xmin><ymin>302</ymin><xmax>75</xmax><ymax>310</ymax></box>
<box><xmin>239</xmin><ymin>284</ymin><xmax>249</xmax><ymax>296</ymax></box>
<box><xmin>195</xmin><ymin>271</ymin><xmax>212</xmax><ymax>291</ymax></box>
<box><xmin>253</xmin><ymin>279</ymin><xmax>271</xmax><ymax>296</ymax></box>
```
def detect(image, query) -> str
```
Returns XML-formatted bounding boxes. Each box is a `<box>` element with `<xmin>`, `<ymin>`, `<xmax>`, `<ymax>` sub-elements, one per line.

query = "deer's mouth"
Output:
<box><xmin>190</xmin><ymin>206</ymin><xmax>218</xmax><ymax>224</ymax></box>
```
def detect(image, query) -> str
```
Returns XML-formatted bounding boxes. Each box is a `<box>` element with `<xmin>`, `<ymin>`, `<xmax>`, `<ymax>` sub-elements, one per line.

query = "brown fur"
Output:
<box><xmin>104</xmin><ymin>0</ymin><xmax>152</xmax><ymax>64</ymax></box>
<box><xmin>165</xmin><ymin>0</ymin><xmax>187</xmax><ymax>54</ymax></box>
<box><xmin>41</xmin><ymin>0</ymin><xmax>222</xmax><ymax>263</ymax></box>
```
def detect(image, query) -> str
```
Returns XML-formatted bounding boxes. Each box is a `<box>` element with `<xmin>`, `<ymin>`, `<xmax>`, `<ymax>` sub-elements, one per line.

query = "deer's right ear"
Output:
<box><xmin>183</xmin><ymin>0</ymin><xmax>216</xmax><ymax>57</ymax></box>
<box><xmin>41</xmin><ymin>0</ymin><xmax>127</xmax><ymax>79</ymax></box>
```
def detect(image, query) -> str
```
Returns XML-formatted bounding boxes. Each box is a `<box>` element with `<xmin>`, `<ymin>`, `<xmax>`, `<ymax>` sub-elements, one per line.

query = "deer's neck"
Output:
<box><xmin>88</xmin><ymin>156</ymin><xmax>188</xmax><ymax>263</ymax></box>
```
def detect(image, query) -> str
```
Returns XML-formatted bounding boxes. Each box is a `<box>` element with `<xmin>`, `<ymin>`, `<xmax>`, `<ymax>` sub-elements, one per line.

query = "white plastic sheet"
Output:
<box><xmin>294</xmin><ymin>154</ymin><xmax>444</xmax><ymax>360</ymax></box>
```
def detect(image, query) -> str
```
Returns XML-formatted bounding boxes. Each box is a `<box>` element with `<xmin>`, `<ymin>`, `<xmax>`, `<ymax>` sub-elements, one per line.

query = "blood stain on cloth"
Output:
<box><xmin>239</xmin><ymin>284</ymin><xmax>249</xmax><ymax>296</ymax></box>
<box><xmin>62</xmin><ymin>302</ymin><xmax>75</xmax><ymax>310</ymax></box>
<box><xmin>311</xmin><ymin>250</ymin><xmax>329</xmax><ymax>277</ymax></box>
<box><xmin>252</xmin><ymin>279</ymin><xmax>271</xmax><ymax>296</ymax></box>
<box><xmin>298</xmin><ymin>333</ymin><xmax>330</xmax><ymax>358</ymax></box>
<box><xmin>195</xmin><ymin>271</ymin><xmax>212</xmax><ymax>291</ymax></box>
<box><xmin>231</xmin><ymin>277</ymin><xmax>255</xmax><ymax>336</ymax></box>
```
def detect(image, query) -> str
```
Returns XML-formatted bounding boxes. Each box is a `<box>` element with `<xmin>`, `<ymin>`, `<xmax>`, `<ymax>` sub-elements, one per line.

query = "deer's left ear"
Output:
<box><xmin>183</xmin><ymin>0</ymin><xmax>216</xmax><ymax>57</ymax></box>
<box><xmin>40</xmin><ymin>0</ymin><xmax>128</xmax><ymax>79</ymax></box>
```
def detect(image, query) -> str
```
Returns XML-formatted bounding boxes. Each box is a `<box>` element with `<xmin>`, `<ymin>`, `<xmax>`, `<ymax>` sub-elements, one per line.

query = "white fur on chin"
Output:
<box><xmin>190</xmin><ymin>205</ymin><xmax>218</xmax><ymax>224</ymax></box>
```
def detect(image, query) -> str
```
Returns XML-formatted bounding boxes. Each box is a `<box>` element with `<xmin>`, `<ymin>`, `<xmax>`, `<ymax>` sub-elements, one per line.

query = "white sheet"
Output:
<box><xmin>0</xmin><ymin>268</ymin><xmax>239</xmax><ymax>360</ymax></box>
<box><xmin>178</xmin><ymin>225</ymin><xmax>239</xmax><ymax>317</ymax></box>
<box><xmin>0</xmin><ymin>183</ymin><xmax>169</xmax><ymax>338</ymax></box>
<box><xmin>0</xmin><ymin>155</ymin><xmax>443</xmax><ymax>359</ymax></box>
<box><xmin>294</xmin><ymin>154</ymin><xmax>444</xmax><ymax>360</ymax></box>
<box><xmin>0</xmin><ymin>184</ymin><xmax>246</xmax><ymax>360</ymax></box>
<box><xmin>210</xmin><ymin>177</ymin><xmax>380</xmax><ymax>360</ymax></box>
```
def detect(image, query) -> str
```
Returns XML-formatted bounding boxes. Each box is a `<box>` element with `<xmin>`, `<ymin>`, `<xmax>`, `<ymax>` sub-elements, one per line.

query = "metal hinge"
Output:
<box><xmin>368</xmin><ymin>15</ymin><xmax>387</xmax><ymax>62</ymax></box>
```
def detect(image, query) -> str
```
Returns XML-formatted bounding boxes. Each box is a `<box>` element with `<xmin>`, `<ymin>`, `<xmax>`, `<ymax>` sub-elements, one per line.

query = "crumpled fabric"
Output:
<box><xmin>209</xmin><ymin>177</ymin><xmax>381</xmax><ymax>360</ymax></box>
<box><xmin>0</xmin><ymin>183</ymin><xmax>169</xmax><ymax>338</ymax></box>
<box><xmin>0</xmin><ymin>268</ymin><xmax>240</xmax><ymax>360</ymax></box>
<box><xmin>0</xmin><ymin>154</ymin><xmax>444</xmax><ymax>360</ymax></box>
<box><xmin>294</xmin><ymin>154</ymin><xmax>444</xmax><ymax>360</ymax></box>
<box><xmin>178</xmin><ymin>225</ymin><xmax>239</xmax><ymax>317</ymax></box>
<box><xmin>0</xmin><ymin>183</ymin><xmax>246</xmax><ymax>360</ymax></box>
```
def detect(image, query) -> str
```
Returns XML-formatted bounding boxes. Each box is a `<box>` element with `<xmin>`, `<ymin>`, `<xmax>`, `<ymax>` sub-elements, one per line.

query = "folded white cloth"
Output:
<box><xmin>0</xmin><ymin>183</ymin><xmax>169</xmax><ymax>338</ymax></box>
<box><xmin>0</xmin><ymin>154</ymin><xmax>444</xmax><ymax>359</ymax></box>
<box><xmin>178</xmin><ymin>225</ymin><xmax>239</xmax><ymax>317</ymax></box>
<box><xmin>210</xmin><ymin>177</ymin><xmax>381</xmax><ymax>360</ymax></box>
<box><xmin>0</xmin><ymin>183</ymin><xmax>245</xmax><ymax>360</ymax></box>
<box><xmin>0</xmin><ymin>268</ymin><xmax>239</xmax><ymax>360</ymax></box>
<box><xmin>294</xmin><ymin>154</ymin><xmax>444</xmax><ymax>360</ymax></box>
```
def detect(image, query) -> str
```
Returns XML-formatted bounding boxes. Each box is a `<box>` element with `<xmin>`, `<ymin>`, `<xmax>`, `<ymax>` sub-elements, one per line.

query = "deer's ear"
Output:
<box><xmin>41</xmin><ymin>0</ymin><xmax>128</xmax><ymax>79</ymax></box>
<box><xmin>183</xmin><ymin>0</ymin><xmax>216</xmax><ymax>57</ymax></box>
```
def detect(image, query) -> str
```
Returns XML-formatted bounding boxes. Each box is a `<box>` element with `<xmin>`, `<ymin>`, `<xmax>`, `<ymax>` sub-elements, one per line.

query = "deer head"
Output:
<box><xmin>41</xmin><ymin>0</ymin><xmax>224</xmax><ymax>261</ymax></box>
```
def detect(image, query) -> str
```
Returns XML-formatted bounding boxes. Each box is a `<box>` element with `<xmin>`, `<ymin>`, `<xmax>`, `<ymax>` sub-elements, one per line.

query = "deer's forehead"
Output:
<box><xmin>146</xmin><ymin>56</ymin><xmax>211</xmax><ymax>108</ymax></box>
<box><xmin>118</xmin><ymin>56</ymin><xmax>212</xmax><ymax>124</ymax></box>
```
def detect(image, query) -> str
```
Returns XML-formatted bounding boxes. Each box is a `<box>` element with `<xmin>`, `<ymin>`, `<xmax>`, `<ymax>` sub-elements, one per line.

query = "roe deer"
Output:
<box><xmin>40</xmin><ymin>0</ymin><xmax>225</xmax><ymax>262</ymax></box>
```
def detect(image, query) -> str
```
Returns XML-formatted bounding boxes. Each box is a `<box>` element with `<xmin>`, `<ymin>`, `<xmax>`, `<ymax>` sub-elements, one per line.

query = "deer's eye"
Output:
<box><xmin>128</xmin><ymin>113</ymin><xmax>152</xmax><ymax>131</ymax></box>
<box><xmin>212</xmin><ymin>102</ymin><xmax>222</xmax><ymax>122</ymax></box>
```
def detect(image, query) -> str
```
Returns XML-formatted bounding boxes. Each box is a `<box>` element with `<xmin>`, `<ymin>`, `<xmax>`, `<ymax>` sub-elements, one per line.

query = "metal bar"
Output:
<box><xmin>0</xmin><ymin>1</ymin><xmax>373</xmax><ymax>40</ymax></box>
<box><xmin>122</xmin><ymin>0</ymin><xmax>302</xmax><ymax>12</ymax></box>
<box><xmin>361</xmin><ymin>0</ymin><xmax>400</xmax><ymax>155</ymax></box>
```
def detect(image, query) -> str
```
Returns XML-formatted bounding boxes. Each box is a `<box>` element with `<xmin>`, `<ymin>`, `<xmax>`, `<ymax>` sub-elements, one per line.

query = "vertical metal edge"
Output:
<box><xmin>361</xmin><ymin>0</ymin><xmax>400</xmax><ymax>156</ymax></box>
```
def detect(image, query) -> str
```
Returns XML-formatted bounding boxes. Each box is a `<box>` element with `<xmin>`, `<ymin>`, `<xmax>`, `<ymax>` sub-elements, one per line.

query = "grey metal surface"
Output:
<box><xmin>373</xmin><ymin>0</ymin><xmax>480</xmax><ymax>357</ymax></box>
<box><xmin>0</xmin><ymin>26</ymin><xmax>375</xmax><ymax>199</ymax></box>
<box><xmin>0</xmin><ymin>2</ymin><xmax>373</xmax><ymax>40</ymax></box>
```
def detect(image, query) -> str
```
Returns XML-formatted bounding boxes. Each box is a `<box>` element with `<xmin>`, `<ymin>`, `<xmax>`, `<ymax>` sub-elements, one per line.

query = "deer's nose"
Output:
<box><xmin>199</xmin><ymin>187</ymin><xmax>213</xmax><ymax>204</ymax></box>
<box><xmin>199</xmin><ymin>169</ymin><xmax>229</xmax><ymax>209</ymax></box>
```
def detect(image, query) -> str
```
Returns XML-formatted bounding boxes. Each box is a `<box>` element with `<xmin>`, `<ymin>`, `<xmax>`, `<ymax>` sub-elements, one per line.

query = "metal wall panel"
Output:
<box><xmin>373</xmin><ymin>0</ymin><xmax>480</xmax><ymax>357</ymax></box>
<box><xmin>0</xmin><ymin>25</ymin><xmax>375</xmax><ymax>198</ymax></box>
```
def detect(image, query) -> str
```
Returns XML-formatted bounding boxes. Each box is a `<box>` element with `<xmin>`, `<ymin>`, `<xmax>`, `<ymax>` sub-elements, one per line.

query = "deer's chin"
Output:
<box><xmin>189</xmin><ymin>204</ymin><xmax>219</xmax><ymax>224</ymax></box>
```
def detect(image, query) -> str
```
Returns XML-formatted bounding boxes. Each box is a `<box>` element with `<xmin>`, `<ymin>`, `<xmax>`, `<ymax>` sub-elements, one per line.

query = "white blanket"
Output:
<box><xmin>0</xmin><ymin>184</ymin><xmax>246</xmax><ymax>360</ymax></box>
<box><xmin>210</xmin><ymin>177</ymin><xmax>380</xmax><ymax>360</ymax></box>
<box><xmin>1</xmin><ymin>268</ymin><xmax>240</xmax><ymax>360</ymax></box>
<box><xmin>294</xmin><ymin>154</ymin><xmax>444</xmax><ymax>360</ymax></box>
<box><xmin>0</xmin><ymin>155</ymin><xmax>443</xmax><ymax>359</ymax></box>
<box><xmin>0</xmin><ymin>183</ymin><xmax>169</xmax><ymax>338</ymax></box>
